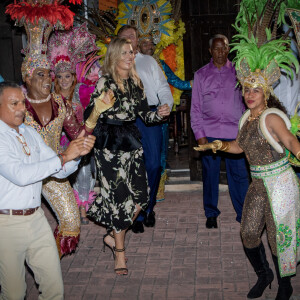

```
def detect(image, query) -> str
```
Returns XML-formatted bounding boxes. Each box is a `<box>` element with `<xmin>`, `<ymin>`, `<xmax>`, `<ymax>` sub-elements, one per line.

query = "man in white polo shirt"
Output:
<box><xmin>0</xmin><ymin>82</ymin><xmax>96</xmax><ymax>299</ymax></box>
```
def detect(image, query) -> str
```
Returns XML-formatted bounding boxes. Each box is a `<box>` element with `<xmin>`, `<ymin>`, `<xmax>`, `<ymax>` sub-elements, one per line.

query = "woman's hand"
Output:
<box><xmin>102</xmin><ymin>89</ymin><xmax>115</xmax><ymax>104</ymax></box>
<box><xmin>94</xmin><ymin>89</ymin><xmax>115</xmax><ymax>113</ymax></box>
<box><xmin>85</xmin><ymin>90</ymin><xmax>115</xmax><ymax>132</ymax></box>
<box><xmin>194</xmin><ymin>140</ymin><xmax>243</xmax><ymax>154</ymax></box>
<box><xmin>157</xmin><ymin>104</ymin><xmax>170</xmax><ymax>118</ymax></box>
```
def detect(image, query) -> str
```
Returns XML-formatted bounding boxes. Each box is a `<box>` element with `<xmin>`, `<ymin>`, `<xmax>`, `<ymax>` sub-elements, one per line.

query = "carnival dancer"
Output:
<box><xmin>194</xmin><ymin>23</ymin><xmax>300</xmax><ymax>300</ymax></box>
<box><xmin>6</xmin><ymin>0</ymin><xmax>114</xmax><ymax>258</ymax></box>
<box><xmin>84</xmin><ymin>38</ymin><xmax>170</xmax><ymax>275</ymax></box>
<box><xmin>48</xmin><ymin>23</ymin><xmax>100</xmax><ymax>225</ymax></box>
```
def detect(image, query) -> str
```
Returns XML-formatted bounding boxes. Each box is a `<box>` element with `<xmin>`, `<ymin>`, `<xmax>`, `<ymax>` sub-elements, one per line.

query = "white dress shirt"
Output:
<box><xmin>0</xmin><ymin>121</ymin><xmax>79</xmax><ymax>209</ymax></box>
<box><xmin>135</xmin><ymin>52</ymin><xmax>173</xmax><ymax>109</ymax></box>
<box><xmin>273</xmin><ymin>70</ymin><xmax>300</xmax><ymax>117</ymax></box>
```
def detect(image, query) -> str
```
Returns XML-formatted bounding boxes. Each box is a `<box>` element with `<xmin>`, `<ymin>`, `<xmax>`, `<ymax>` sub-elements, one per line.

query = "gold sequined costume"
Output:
<box><xmin>237</xmin><ymin>115</ymin><xmax>300</xmax><ymax>277</ymax></box>
<box><xmin>25</xmin><ymin>93</ymin><xmax>82</xmax><ymax>258</ymax></box>
<box><xmin>237</xmin><ymin>118</ymin><xmax>284</xmax><ymax>251</ymax></box>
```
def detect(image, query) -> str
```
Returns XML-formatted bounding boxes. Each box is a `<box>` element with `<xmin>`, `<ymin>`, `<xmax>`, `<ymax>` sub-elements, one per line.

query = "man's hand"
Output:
<box><xmin>62</xmin><ymin>135</ymin><xmax>96</xmax><ymax>163</ymax></box>
<box><xmin>157</xmin><ymin>104</ymin><xmax>170</xmax><ymax>118</ymax></box>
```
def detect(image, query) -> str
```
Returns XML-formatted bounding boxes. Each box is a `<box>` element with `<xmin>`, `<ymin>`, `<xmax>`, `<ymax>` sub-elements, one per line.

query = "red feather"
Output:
<box><xmin>6</xmin><ymin>2</ymin><xmax>76</xmax><ymax>30</ymax></box>
<box><xmin>68</xmin><ymin>0</ymin><xmax>82</xmax><ymax>4</ymax></box>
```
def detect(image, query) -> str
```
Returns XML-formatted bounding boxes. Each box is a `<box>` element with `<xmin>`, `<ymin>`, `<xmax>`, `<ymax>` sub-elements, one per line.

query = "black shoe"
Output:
<box><xmin>206</xmin><ymin>217</ymin><xmax>218</xmax><ymax>229</ymax></box>
<box><xmin>143</xmin><ymin>211</ymin><xmax>156</xmax><ymax>227</ymax></box>
<box><xmin>131</xmin><ymin>221</ymin><xmax>144</xmax><ymax>234</ymax></box>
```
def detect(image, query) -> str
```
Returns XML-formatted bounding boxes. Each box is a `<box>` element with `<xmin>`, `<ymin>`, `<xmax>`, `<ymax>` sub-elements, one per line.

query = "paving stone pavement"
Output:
<box><xmin>25</xmin><ymin>189</ymin><xmax>300</xmax><ymax>300</ymax></box>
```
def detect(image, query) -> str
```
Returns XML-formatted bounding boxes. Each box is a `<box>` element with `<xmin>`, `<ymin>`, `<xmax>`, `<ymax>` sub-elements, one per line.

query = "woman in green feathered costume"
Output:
<box><xmin>194</xmin><ymin>1</ymin><xmax>300</xmax><ymax>299</ymax></box>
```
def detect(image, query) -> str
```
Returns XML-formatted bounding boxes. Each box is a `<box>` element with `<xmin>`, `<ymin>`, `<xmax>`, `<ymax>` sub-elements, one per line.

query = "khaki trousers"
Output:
<box><xmin>0</xmin><ymin>208</ymin><xmax>64</xmax><ymax>300</ymax></box>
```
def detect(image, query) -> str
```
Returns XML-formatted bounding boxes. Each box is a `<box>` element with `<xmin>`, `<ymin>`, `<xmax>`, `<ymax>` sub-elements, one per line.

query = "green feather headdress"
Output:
<box><xmin>231</xmin><ymin>0</ymin><xmax>299</xmax><ymax>94</ymax></box>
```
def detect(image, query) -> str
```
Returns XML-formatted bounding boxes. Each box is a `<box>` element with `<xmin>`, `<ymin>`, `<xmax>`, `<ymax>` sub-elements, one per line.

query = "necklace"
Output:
<box><xmin>26</xmin><ymin>94</ymin><xmax>51</xmax><ymax>104</ymax></box>
<box><xmin>16</xmin><ymin>133</ymin><xmax>31</xmax><ymax>156</ymax></box>
<box><xmin>247</xmin><ymin>107</ymin><xmax>267</xmax><ymax>122</ymax></box>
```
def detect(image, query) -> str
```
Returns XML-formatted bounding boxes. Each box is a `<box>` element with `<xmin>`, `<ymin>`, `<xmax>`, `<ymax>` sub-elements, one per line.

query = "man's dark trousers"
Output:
<box><xmin>136</xmin><ymin>116</ymin><xmax>162</xmax><ymax>222</ymax></box>
<box><xmin>202</xmin><ymin>137</ymin><xmax>249</xmax><ymax>222</ymax></box>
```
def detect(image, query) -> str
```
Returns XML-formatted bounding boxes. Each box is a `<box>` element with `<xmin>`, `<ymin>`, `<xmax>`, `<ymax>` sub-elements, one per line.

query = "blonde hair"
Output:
<box><xmin>102</xmin><ymin>37</ymin><xmax>142</xmax><ymax>92</ymax></box>
<box><xmin>54</xmin><ymin>73</ymin><xmax>77</xmax><ymax>101</ymax></box>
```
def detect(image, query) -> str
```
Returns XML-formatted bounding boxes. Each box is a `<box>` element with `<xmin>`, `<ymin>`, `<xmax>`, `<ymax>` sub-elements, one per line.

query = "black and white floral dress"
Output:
<box><xmin>84</xmin><ymin>75</ymin><xmax>162</xmax><ymax>232</ymax></box>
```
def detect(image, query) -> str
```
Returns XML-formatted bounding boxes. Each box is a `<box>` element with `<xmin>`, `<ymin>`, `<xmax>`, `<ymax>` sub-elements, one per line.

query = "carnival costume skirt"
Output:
<box><xmin>42</xmin><ymin>177</ymin><xmax>80</xmax><ymax>257</ymax></box>
<box><xmin>250</xmin><ymin>157</ymin><xmax>300</xmax><ymax>277</ymax></box>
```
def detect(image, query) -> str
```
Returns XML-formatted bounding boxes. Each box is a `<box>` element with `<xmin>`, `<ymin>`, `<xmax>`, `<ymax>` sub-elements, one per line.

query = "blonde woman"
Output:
<box><xmin>84</xmin><ymin>37</ymin><xmax>170</xmax><ymax>275</ymax></box>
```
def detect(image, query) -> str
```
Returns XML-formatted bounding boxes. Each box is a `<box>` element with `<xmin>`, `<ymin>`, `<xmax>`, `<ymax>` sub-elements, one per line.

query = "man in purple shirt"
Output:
<box><xmin>190</xmin><ymin>34</ymin><xmax>249</xmax><ymax>229</ymax></box>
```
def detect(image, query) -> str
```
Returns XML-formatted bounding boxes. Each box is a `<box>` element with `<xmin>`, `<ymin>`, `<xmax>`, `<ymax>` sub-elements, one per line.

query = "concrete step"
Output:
<box><xmin>165</xmin><ymin>168</ymin><xmax>228</xmax><ymax>192</ymax></box>
<box><xmin>95</xmin><ymin>169</ymin><xmax>229</xmax><ymax>193</ymax></box>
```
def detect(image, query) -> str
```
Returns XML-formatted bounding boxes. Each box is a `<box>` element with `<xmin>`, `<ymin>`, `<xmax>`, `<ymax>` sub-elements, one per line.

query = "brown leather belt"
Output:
<box><xmin>0</xmin><ymin>207</ymin><xmax>39</xmax><ymax>216</ymax></box>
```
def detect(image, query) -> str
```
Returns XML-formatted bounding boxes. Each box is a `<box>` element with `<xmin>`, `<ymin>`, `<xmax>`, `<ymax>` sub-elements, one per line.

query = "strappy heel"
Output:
<box><xmin>102</xmin><ymin>231</ymin><xmax>128</xmax><ymax>262</ymax></box>
<box><xmin>102</xmin><ymin>231</ymin><xmax>116</xmax><ymax>259</ymax></box>
<box><xmin>113</xmin><ymin>247</ymin><xmax>128</xmax><ymax>276</ymax></box>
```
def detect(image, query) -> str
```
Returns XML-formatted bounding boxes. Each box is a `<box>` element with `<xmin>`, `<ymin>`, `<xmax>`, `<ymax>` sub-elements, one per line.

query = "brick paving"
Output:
<box><xmin>25</xmin><ymin>189</ymin><xmax>300</xmax><ymax>300</ymax></box>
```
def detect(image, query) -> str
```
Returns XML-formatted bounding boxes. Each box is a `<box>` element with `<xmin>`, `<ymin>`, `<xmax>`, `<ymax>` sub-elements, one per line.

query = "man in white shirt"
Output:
<box><xmin>118</xmin><ymin>25</ymin><xmax>173</xmax><ymax>233</ymax></box>
<box><xmin>273</xmin><ymin>69</ymin><xmax>300</xmax><ymax>117</ymax></box>
<box><xmin>0</xmin><ymin>82</ymin><xmax>96</xmax><ymax>299</ymax></box>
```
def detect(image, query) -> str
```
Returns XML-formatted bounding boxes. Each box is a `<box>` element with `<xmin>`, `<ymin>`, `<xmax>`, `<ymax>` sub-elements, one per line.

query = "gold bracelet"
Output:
<box><xmin>296</xmin><ymin>151</ymin><xmax>300</xmax><ymax>160</ymax></box>
<box><xmin>213</xmin><ymin>140</ymin><xmax>230</xmax><ymax>152</ymax></box>
<box><xmin>220</xmin><ymin>141</ymin><xmax>230</xmax><ymax>152</ymax></box>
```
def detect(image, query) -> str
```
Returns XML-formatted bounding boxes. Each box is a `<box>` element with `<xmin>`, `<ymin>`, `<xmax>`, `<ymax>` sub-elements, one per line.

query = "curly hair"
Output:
<box><xmin>268</xmin><ymin>94</ymin><xmax>287</xmax><ymax>114</ymax></box>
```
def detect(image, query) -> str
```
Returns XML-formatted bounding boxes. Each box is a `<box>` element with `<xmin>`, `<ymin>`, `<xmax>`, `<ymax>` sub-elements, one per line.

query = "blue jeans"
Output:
<box><xmin>202</xmin><ymin>137</ymin><xmax>249</xmax><ymax>222</ymax></box>
<box><xmin>136</xmin><ymin>116</ymin><xmax>162</xmax><ymax>221</ymax></box>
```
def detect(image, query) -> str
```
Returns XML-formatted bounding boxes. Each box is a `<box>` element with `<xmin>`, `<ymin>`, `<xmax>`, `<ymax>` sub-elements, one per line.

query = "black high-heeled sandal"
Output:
<box><xmin>103</xmin><ymin>231</ymin><xmax>116</xmax><ymax>259</ymax></box>
<box><xmin>102</xmin><ymin>231</ymin><xmax>128</xmax><ymax>262</ymax></box>
<box><xmin>113</xmin><ymin>247</ymin><xmax>128</xmax><ymax>276</ymax></box>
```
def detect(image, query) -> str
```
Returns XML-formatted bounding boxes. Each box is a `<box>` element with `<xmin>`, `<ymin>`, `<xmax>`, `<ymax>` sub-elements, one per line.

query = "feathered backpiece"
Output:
<box><xmin>231</xmin><ymin>0</ymin><xmax>299</xmax><ymax>97</ymax></box>
<box><xmin>5</xmin><ymin>0</ymin><xmax>82</xmax><ymax>81</ymax></box>
<box><xmin>47</xmin><ymin>22</ymin><xmax>99</xmax><ymax>75</ymax></box>
<box><xmin>76</xmin><ymin>51</ymin><xmax>101</xmax><ymax>84</ymax></box>
<box><xmin>75</xmin><ymin>3</ymin><xmax>117</xmax><ymax>45</ymax></box>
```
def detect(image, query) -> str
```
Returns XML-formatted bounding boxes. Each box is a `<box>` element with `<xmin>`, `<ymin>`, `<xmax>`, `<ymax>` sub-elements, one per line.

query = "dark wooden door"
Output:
<box><xmin>0</xmin><ymin>2</ymin><xmax>23</xmax><ymax>83</ymax></box>
<box><xmin>181</xmin><ymin>0</ymin><xmax>241</xmax><ymax>181</ymax></box>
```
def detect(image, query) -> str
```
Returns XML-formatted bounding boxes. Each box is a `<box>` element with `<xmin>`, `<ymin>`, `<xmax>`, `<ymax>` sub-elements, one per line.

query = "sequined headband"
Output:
<box><xmin>242</xmin><ymin>70</ymin><xmax>271</xmax><ymax>99</ymax></box>
<box><xmin>53</xmin><ymin>56</ymin><xmax>72</xmax><ymax>74</ymax></box>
